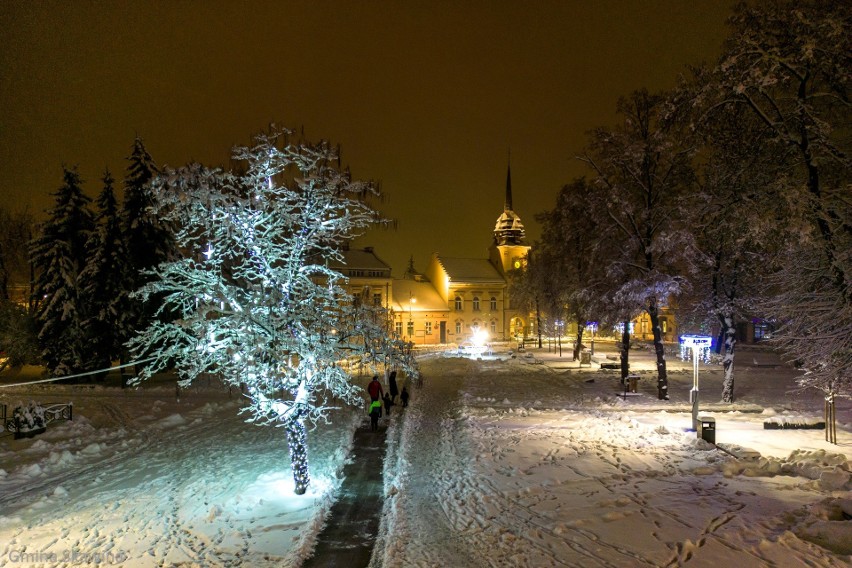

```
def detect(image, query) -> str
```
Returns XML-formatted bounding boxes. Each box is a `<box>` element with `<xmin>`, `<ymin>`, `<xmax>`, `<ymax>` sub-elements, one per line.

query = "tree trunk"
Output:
<box><xmin>720</xmin><ymin>313</ymin><xmax>737</xmax><ymax>403</ymax></box>
<box><xmin>574</xmin><ymin>321</ymin><xmax>584</xmax><ymax>361</ymax></box>
<box><xmin>648</xmin><ymin>297</ymin><xmax>669</xmax><ymax>400</ymax></box>
<box><xmin>620</xmin><ymin>320</ymin><xmax>630</xmax><ymax>384</ymax></box>
<box><xmin>536</xmin><ymin>300</ymin><xmax>542</xmax><ymax>349</ymax></box>
<box><xmin>286</xmin><ymin>413</ymin><xmax>310</xmax><ymax>495</ymax></box>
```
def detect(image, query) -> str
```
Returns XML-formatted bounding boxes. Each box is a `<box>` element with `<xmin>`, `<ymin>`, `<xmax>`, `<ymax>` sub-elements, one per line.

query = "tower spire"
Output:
<box><xmin>505</xmin><ymin>150</ymin><xmax>513</xmax><ymax>212</ymax></box>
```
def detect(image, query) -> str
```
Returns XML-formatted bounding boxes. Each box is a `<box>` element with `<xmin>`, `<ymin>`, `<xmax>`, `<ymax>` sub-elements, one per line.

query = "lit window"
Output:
<box><xmin>455</xmin><ymin>321</ymin><xmax>462</xmax><ymax>335</ymax></box>
<box><xmin>454</xmin><ymin>296</ymin><xmax>463</xmax><ymax>310</ymax></box>
<box><xmin>425</xmin><ymin>321</ymin><xmax>432</xmax><ymax>335</ymax></box>
<box><xmin>490</xmin><ymin>296</ymin><xmax>497</xmax><ymax>311</ymax></box>
<box><xmin>473</xmin><ymin>297</ymin><xmax>480</xmax><ymax>311</ymax></box>
<box><xmin>661</xmin><ymin>320</ymin><xmax>667</xmax><ymax>333</ymax></box>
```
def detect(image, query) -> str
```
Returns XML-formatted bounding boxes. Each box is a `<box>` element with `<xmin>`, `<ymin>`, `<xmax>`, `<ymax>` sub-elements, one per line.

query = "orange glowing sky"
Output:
<box><xmin>0</xmin><ymin>1</ymin><xmax>732</xmax><ymax>275</ymax></box>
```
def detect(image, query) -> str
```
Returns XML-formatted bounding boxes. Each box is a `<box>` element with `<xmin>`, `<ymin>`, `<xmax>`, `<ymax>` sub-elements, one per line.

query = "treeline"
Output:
<box><xmin>518</xmin><ymin>1</ymin><xmax>850</xmax><ymax>403</ymax></box>
<box><xmin>0</xmin><ymin>137</ymin><xmax>174</xmax><ymax>377</ymax></box>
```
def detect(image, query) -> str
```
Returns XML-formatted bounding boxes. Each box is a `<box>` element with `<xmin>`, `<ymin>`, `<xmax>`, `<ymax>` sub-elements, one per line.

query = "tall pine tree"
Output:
<box><xmin>121</xmin><ymin>137</ymin><xmax>175</xmax><ymax>362</ymax></box>
<box><xmin>31</xmin><ymin>167</ymin><xmax>94</xmax><ymax>377</ymax></box>
<box><xmin>81</xmin><ymin>169</ymin><xmax>133</xmax><ymax>374</ymax></box>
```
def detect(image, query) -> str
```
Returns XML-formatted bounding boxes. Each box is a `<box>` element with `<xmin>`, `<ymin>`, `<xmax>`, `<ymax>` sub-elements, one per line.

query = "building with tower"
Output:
<box><xmin>333</xmin><ymin>163</ymin><xmax>533</xmax><ymax>345</ymax></box>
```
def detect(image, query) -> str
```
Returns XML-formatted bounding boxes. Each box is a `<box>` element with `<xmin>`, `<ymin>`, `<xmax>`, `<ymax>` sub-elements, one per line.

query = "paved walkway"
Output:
<box><xmin>302</xmin><ymin>418</ymin><xmax>388</xmax><ymax>568</ymax></box>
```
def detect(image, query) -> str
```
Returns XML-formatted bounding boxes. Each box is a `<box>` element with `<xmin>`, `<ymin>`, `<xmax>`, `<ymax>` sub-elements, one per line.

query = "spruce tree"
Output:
<box><xmin>81</xmin><ymin>169</ymin><xmax>133</xmax><ymax>374</ymax></box>
<box><xmin>31</xmin><ymin>167</ymin><xmax>94</xmax><ymax>377</ymax></box>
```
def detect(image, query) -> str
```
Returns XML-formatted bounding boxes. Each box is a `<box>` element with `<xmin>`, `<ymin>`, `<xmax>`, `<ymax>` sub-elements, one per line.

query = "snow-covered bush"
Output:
<box><xmin>13</xmin><ymin>401</ymin><xmax>46</xmax><ymax>432</ymax></box>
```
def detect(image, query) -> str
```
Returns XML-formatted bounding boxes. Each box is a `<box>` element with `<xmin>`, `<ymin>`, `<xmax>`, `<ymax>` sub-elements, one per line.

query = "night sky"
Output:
<box><xmin>1</xmin><ymin>1</ymin><xmax>732</xmax><ymax>275</ymax></box>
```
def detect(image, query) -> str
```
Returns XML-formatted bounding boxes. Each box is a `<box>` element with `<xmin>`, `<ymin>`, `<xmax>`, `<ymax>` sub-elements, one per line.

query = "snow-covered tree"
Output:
<box><xmin>580</xmin><ymin>90</ymin><xmax>696</xmax><ymax>399</ymax></box>
<box><xmin>704</xmin><ymin>0</ymin><xmax>851</xmax><ymax>408</ymax></box>
<box><xmin>533</xmin><ymin>178</ymin><xmax>608</xmax><ymax>360</ymax></box>
<box><xmin>122</xmin><ymin>136</ymin><xmax>171</xmax><ymax>277</ymax></box>
<box><xmin>31</xmin><ymin>167</ymin><xmax>95</xmax><ymax>377</ymax></box>
<box><xmin>128</xmin><ymin>128</ymin><xmax>400</xmax><ymax>494</ymax></box>
<box><xmin>81</xmin><ymin>170</ymin><xmax>134</xmax><ymax>373</ymax></box>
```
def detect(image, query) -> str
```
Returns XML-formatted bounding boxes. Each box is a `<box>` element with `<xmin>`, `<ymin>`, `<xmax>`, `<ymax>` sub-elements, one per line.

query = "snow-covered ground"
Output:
<box><xmin>377</xmin><ymin>342</ymin><xmax>852</xmax><ymax>567</ymax></box>
<box><xmin>1</xmin><ymin>341</ymin><xmax>850</xmax><ymax>567</ymax></box>
<box><xmin>0</xmin><ymin>373</ymin><xmax>360</xmax><ymax>567</ymax></box>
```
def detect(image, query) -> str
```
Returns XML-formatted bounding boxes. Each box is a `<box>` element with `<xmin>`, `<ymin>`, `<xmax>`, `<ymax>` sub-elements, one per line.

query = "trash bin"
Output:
<box><xmin>698</xmin><ymin>416</ymin><xmax>715</xmax><ymax>444</ymax></box>
<box><xmin>580</xmin><ymin>351</ymin><xmax>592</xmax><ymax>367</ymax></box>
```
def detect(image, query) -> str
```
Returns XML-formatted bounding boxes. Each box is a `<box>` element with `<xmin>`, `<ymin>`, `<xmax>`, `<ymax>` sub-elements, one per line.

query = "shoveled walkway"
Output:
<box><xmin>302</xmin><ymin>417</ymin><xmax>388</xmax><ymax>568</ymax></box>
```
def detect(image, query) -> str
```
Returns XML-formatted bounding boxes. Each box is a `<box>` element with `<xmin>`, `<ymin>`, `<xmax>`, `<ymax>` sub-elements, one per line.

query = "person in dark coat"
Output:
<box><xmin>388</xmin><ymin>370</ymin><xmax>399</xmax><ymax>403</ymax></box>
<box><xmin>400</xmin><ymin>386</ymin><xmax>410</xmax><ymax>408</ymax></box>
<box><xmin>369</xmin><ymin>399</ymin><xmax>382</xmax><ymax>431</ymax></box>
<box><xmin>383</xmin><ymin>392</ymin><xmax>394</xmax><ymax>417</ymax></box>
<box><xmin>367</xmin><ymin>376</ymin><xmax>384</xmax><ymax>401</ymax></box>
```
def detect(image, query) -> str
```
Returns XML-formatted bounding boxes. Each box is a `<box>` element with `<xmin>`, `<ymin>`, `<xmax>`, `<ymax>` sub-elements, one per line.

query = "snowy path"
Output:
<box><xmin>378</xmin><ymin>355</ymin><xmax>851</xmax><ymax>567</ymax></box>
<box><xmin>0</xmin><ymin>386</ymin><xmax>359</xmax><ymax>567</ymax></box>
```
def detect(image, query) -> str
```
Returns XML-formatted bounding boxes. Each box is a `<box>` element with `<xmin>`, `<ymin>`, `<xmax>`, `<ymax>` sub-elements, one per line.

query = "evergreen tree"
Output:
<box><xmin>31</xmin><ymin>167</ymin><xmax>94</xmax><ymax>377</ymax></box>
<box><xmin>128</xmin><ymin>128</ymin><xmax>404</xmax><ymax>494</ymax></box>
<box><xmin>81</xmin><ymin>169</ymin><xmax>133</xmax><ymax>373</ymax></box>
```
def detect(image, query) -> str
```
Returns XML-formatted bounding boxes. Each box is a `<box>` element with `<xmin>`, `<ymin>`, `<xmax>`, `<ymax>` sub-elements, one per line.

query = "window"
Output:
<box><xmin>455</xmin><ymin>321</ymin><xmax>462</xmax><ymax>335</ymax></box>
<box><xmin>373</xmin><ymin>293</ymin><xmax>382</xmax><ymax>306</ymax></box>
<box><xmin>425</xmin><ymin>321</ymin><xmax>432</xmax><ymax>335</ymax></box>
<box><xmin>473</xmin><ymin>296</ymin><xmax>480</xmax><ymax>311</ymax></box>
<box><xmin>641</xmin><ymin>320</ymin><xmax>648</xmax><ymax>333</ymax></box>
<box><xmin>490</xmin><ymin>296</ymin><xmax>497</xmax><ymax>311</ymax></box>
<box><xmin>395</xmin><ymin>321</ymin><xmax>402</xmax><ymax>337</ymax></box>
<box><xmin>661</xmin><ymin>319</ymin><xmax>667</xmax><ymax>333</ymax></box>
<box><xmin>454</xmin><ymin>296</ymin><xmax>463</xmax><ymax>311</ymax></box>
<box><xmin>407</xmin><ymin>321</ymin><xmax>414</xmax><ymax>337</ymax></box>
<box><xmin>490</xmin><ymin>320</ymin><xmax>497</xmax><ymax>334</ymax></box>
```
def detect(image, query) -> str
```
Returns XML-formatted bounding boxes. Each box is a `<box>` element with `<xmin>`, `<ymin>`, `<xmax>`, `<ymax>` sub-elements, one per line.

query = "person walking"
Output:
<box><xmin>388</xmin><ymin>370</ymin><xmax>399</xmax><ymax>403</ymax></box>
<box><xmin>400</xmin><ymin>386</ymin><xmax>410</xmax><ymax>408</ymax></box>
<box><xmin>383</xmin><ymin>392</ymin><xmax>394</xmax><ymax>417</ymax></box>
<box><xmin>367</xmin><ymin>375</ymin><xmax>384</xmax><ymax>402</ymax></box>
<box><xmin>369</xmin><ymin>399</ymin><xmax>382</xmax><ymax>431</ymax></box>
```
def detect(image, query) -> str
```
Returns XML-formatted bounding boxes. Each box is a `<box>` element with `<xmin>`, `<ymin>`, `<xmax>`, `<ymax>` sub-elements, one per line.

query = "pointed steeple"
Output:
<box><xmin>493</xmin><ymin>154</ymin><xmax>526</xmax><ymax>246</ymax></box>
<box><xmin>505</xmin><ymin>154</ymin><xmax>513</xmax><ymax>212</ymax></box>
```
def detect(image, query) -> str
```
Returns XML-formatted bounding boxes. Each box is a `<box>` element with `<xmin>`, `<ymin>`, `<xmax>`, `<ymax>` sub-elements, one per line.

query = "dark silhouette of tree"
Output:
<box><xmin>31</xmin><ymin>167</ymin><xmax>94</xmax><ymax>377</ymax></box>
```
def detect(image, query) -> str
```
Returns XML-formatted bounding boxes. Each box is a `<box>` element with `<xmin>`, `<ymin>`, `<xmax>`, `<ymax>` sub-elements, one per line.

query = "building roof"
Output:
<box><xmin>391</xmin><ymin>279</ymin><xmax>449</xmax><ymax>312</ymax></box>
<box><xmin>436</xmin><ymin>256</ymin><xmax>505</xmax><ymax>283</ymax></box>
<box><xmin>328</xmin><ymin>247</ymin><xmax>391</xmax><ymax>272</ymax></box>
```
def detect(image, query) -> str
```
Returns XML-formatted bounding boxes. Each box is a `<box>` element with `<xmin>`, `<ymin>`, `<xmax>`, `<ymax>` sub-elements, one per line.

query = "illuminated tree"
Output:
<box><xmin>128</xmin><ymin>128</ymin><xmax>400</xmax><ymax>493</ymax></box>
<box><xmin>31</xmin><ymin>167</ymin><xmax>94</xmax><ymax>377</ymax></box>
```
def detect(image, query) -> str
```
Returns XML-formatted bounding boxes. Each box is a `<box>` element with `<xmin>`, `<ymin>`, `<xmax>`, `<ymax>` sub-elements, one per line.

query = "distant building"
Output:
<box><xmin>335</xmin><ymin>164</ymin><xmax>532</xmax><ymax>345</ymax></box>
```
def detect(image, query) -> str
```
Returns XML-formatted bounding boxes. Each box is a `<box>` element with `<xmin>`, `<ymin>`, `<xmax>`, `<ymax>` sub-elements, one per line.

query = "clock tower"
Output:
<box><xmin>489</xmin><ymin>162</ymin><xmax>531</xmax><ymax>275</ymax></box>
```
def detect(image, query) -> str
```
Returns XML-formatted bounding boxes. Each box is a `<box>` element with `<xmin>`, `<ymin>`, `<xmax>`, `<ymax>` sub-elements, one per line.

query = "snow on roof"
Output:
<box><xmin>328</xmin><ymin>248</ymin><xmax>391</xmax><ymax>272</ymax></box>
<box><xmin>391</xmin><ymin>279</ymin><xmax>448</xmax><ymax>312</ymax></box>
<box><xmin>435</xmin><ymin>256</ymin><xmax>504</xmax><ymax>282</ymax></box>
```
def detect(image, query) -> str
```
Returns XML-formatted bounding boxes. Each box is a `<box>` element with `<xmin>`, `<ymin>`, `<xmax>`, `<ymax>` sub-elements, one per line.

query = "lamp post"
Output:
<box><xmin>681</xmin><ymin>335</ymin><xmax>712</xmax><ymax>431</ymax></box>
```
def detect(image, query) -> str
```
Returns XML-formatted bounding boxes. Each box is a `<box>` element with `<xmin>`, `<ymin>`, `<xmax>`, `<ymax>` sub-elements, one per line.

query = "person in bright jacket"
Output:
<box><xmin>369</xmin><ymin>399</ymin><xmax>383</xmax><ymax>431</ymax></box>
<box><xmin>367</xmin><ymin>376</ymin><xmax>384</xmax><ymax>401</ymax></box>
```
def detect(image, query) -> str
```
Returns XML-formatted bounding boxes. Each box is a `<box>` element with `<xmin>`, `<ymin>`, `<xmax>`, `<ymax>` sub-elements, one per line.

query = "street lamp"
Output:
<box><xmin>681</xmin><ymin>335</ymin><xmax>712</xmax><ymax>431</ymax></box>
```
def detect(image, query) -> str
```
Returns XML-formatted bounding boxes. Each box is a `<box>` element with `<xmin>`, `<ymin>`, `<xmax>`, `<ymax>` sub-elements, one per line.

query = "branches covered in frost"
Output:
<box><xmin>127</xmin><ymin>128</ymin><xmax>396</xmax><ymax>493</ymax></box>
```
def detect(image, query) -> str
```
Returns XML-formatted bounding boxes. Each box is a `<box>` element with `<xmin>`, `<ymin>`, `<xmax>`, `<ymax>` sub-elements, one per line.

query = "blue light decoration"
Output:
<box><xmin>285</xmin><ymin>409</ymin><xmax>310</xmax><ymax>495</ymax></box>
<box><xmin>680</xmin><ymin>335</ymin><xmax>712</xmax><ymax>431</ymax></box>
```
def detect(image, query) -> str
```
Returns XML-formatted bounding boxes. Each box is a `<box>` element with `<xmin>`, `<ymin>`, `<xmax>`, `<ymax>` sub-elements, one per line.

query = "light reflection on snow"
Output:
<box><xmin>244</xmin><ymin>470</ymin><xmax>333</xmax><ymax>503</ymax></box>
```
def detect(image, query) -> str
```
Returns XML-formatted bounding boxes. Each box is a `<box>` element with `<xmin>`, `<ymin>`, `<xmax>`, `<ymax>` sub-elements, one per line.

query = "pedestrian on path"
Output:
<box><xmin>383</xmin><ymin>392</ymin><xmax>394</xmax><ymax>417</ymax></box>
<box><xmin>369</xmin><ymin>399</ymin><xmax>382</xmax><ymax>431</ymax></box>
<box><xmin>367</xmin><ymin>375</ymin><xmax>384</xmax><ymax>401</ymax></box>
<box><xmin>388</xmin><ymin>370</ymin><xmax>399</xmax><ymax>403</ymax></box>
<box><xmin>400</xmin><ymin>386</ymin><xmax>409</xmax><ymax>408</ymax></box>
